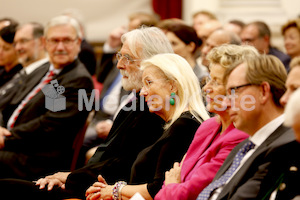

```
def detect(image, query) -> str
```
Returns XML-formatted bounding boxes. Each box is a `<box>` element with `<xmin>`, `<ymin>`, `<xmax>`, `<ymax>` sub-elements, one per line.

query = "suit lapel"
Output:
<box><xmin>11</xmin><ymin>62</ymin><xmax>50</xmax><ymax>105</ymax></box>
<box><xmin>217</xmin><ymin>124</ymin><xmax>294</xmax><ymax>200</ymax></box>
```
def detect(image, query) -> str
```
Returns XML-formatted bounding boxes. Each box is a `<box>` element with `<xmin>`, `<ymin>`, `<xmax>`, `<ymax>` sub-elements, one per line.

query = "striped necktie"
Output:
<box><xmin>7</xmin><ymin>70</ymin><xmax>55</xmax><ymax>130</ymax></box>
<box><xmin>197</xmin><ymin>140</ymin><xmax>255</xmax><ymax>200</ymax></box>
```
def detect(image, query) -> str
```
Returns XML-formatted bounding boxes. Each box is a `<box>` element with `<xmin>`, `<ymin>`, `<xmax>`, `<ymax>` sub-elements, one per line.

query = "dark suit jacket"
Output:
<box><xmin>256</xmin><ymin>140</ymin><xmax>300</xmax><ymax>200</ymax></box>
<box><xmin>79</xmin><ymin>39</ymin><xmax>97</xmax><ymax>75</ymax></box>
<box><xmin>0</xmin><ymin>59</ymin><xmax>93</xmax><ymax>180</ymax></box>
<box><xmin>269</xmin><ymin>47</ymin><xmax>291</xmax><ymax>72</ymax></box>
<box><xmin>214</xmin><ymin>124</ymin><xmax>295</xmax><ymax>200</ymax></box>
<box><xmin>64</xmin><ymin>93</ymin><xmax>165</xmax><ymax>199</ymax></box>
<box><xmin>93</xmin><ymin>63</ymin><xmax>129</xmax><ymax>121</ymax></box>
<box><xmin>0</xmin><ymin>63</ymin><xmax>49</xmax><ymax>113</ymax></box>
<box><xmin>0</xmin><ymin>63</ymin><xmax>23</xmax><ymax>87</ymax></box>
<box><xmin>96</xmin><ymin>53</ymin><xmax>116</xmax><ymax>83</ymax></box>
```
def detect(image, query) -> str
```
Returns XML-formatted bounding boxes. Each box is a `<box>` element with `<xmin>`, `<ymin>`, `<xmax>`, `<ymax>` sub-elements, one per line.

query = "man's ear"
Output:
<box><xmin>259</xmin><ymin>81</ymin><xmax>271</xmax><ymax>104</ymax></box>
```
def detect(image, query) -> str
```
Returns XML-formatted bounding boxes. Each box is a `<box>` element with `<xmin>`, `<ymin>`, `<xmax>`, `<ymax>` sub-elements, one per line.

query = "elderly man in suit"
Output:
<box><xmin>0</xmin><ymin>15</ymin><xmax>93</xmax><ymax>180</ymax></box>
<box><xmin>196</xmin><ymin>54</ymin><xmax>296</xmax><ymax>200</ymax></box>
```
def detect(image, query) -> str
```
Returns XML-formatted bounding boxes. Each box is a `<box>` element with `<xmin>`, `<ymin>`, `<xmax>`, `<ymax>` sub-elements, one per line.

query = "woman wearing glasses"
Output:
<box><xmin>86</xmin><ymin>53</ymin><xmax>210</xmax><ymax>200</ymax></box>
<box><xmin>154</xmin><ymin>44</ymin><xmax>258</xmax><ymax>200</ymax></box>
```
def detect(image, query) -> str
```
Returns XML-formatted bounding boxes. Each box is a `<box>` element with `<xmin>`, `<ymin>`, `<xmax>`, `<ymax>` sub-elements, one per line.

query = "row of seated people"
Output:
<box><xmin>0</xmin><ymin>24</ymin><xmax>299</xmax><ymax>200</ymax></box>
<box><xmin>81</xmin><ymin>11</ymin><xmax>300</xmax><ymax>165</ymax></box>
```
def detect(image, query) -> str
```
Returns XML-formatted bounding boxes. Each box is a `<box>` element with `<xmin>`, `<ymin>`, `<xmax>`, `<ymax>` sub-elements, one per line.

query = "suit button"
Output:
<box><xmin>279</xmin><ymin>183</ymin><xmax>286</xmax><ymax>191</ymax></box>
<box><xmin>290</xmin><ymin>166</ymin><xmax>298</xmax><ymax>172</ymax></box>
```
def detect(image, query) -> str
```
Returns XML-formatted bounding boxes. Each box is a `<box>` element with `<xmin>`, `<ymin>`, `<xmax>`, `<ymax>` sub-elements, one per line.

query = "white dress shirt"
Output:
<box><xmin>209</xmin><ymin>115</ymin><xmax>285</xmax><ymax>200</ymax></box>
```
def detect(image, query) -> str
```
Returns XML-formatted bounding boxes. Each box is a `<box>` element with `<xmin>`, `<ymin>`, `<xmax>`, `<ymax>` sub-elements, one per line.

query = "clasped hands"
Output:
<box><xmin>86</xmin><ymin>175</ymin><xmax>112</xmax><ymax>200</ymax></box>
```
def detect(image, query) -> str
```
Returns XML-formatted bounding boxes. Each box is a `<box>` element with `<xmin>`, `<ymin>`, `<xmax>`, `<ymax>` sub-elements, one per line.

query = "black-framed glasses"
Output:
<box><xmin>227</xmin><ymin>83</ymin><xmax>255</xmax><ymax>96</ymax></box>
<box><xmin>116</xmin><ymin>52</ymin><xmax>140</xmax><ymax>66</ymax></box>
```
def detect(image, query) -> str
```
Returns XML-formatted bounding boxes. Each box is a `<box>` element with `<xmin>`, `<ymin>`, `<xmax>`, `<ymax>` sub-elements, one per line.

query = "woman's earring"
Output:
<box><xmin>170</xmin><ymin>92</ymin><xmax>176</xmax><ymax>105</ymax></box>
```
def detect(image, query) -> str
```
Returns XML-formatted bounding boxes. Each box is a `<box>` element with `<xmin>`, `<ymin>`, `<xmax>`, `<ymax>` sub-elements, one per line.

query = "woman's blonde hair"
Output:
<box><xmin>141</xmin><ymin>53</ymin><xmax>210</xmax><ymax>129</ymax></box>
<box><xmin>207</xmin><ymin>44</ymin><xmax>259</xmax><ymax>77</ymax></box>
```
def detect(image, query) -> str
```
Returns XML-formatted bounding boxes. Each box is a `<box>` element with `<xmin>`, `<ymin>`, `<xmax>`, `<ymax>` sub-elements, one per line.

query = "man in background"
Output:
<box><xmin>240</xmin><ymin>21</ymin><xmax>291</xmax><ymax>71</ymax></box>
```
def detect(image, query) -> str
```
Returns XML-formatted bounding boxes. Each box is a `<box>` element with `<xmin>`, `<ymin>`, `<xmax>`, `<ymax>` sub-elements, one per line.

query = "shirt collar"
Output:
<box><xmin>49</xmin><ymin>63</ymin><xmax>62</xmax><ymax>75</ymax></box>
<box><xmin>249</xmin><ymin>114</ymin><xmax>284</xmax><ymax>147</ymax></box>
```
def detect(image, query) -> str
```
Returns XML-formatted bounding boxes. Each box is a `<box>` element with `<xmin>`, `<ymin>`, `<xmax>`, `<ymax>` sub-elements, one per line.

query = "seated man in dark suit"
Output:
<box><xmin>0</xmin><ymin>22</ymin><xmax>48</xmax><ymax>111</ymax></box>
<box><xmin>255</xmin><ymin>56</ymin><xmax>300</xmax><ymax>200</ymax></box>
<box><xmin>0</xmin><ymin>26</ymin><xmax>174</xmax><ymax>200</ymax></box>
<box><xmin>196</xmin><ymin>55</ymin><xmax>296</xmax><ymax>200</ymax></box>
<box><xmin>0</xmin><ymin>15</ymin><xmax>93</xmax><ymax>180</ymax></box>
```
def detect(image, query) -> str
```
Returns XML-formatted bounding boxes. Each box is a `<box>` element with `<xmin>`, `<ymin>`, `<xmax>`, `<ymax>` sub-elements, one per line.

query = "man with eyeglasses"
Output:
<box><xmin>0</xmin><ymin>15</ymin><xmax>93</xmax><ymax>180</ymax></box>
<box><xmin>0</xmin><ymin>22</ymin><xmax>49</xmax><ymax>111</ymax></box>
<box><xmin>81</xmin><ymin>12</ymin><xmax>159</xmax><ymax>165</ymax></box>
<box><xmin>240</xmin><ymin>21</ymin><xmax>291</xmax><ymax>72</ymax></box>
<box><xmin>196</xmin><ymin>54</ymin><xmax>295</xmax><ymax>200</ymax></box>
<box><xmin>0</xmin><ymin>26</ymin><xmax>173</xmax><ymax>200</ymax></box>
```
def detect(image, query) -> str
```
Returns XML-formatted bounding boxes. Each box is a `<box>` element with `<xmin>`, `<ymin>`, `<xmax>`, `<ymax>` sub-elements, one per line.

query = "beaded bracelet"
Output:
<box><xmin>112</xmin><ymin>181</ymin><xmax>127</xmax><ymax>200</ymax></box>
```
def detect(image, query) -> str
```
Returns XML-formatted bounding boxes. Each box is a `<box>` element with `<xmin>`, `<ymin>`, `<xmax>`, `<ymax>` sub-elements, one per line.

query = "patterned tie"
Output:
<box><xmin>197</xmin><ymin>140</ymin><xmax>255</xmax><ymax>200</ymax></box>
<box><xmin>7</xmin><ymin>70</ymin><xmax>55</xmax><ymax>130</ymax></box>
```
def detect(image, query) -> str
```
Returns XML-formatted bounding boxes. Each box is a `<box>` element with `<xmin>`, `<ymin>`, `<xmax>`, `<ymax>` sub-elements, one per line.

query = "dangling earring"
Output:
<box><xmin>170</xmin><ymin>92</ymin><xmax>176</xmax><ymax>105</ymax></box>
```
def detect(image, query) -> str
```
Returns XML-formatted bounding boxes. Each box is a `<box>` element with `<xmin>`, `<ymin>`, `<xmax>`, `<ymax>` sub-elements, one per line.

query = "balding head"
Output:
<box><xmin>201</xmin><ymin>29</ymin><xmax>241</xmax><ymax>67</ymax></box>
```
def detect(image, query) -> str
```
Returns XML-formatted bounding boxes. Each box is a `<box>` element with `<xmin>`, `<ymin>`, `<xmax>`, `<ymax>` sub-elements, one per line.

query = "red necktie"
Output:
<box><xmin>7</xmin><ymin>70</ymin><xmax>55</xmax><ymax>130</ymax></box>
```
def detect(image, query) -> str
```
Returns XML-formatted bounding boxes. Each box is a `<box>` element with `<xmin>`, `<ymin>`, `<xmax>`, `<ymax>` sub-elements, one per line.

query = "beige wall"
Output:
<box><xmin>0</xmin><ymin>0</ymin><xmax>153</xmax><ymax>42</ymax></box>
<box><xmin>1</xmin><ymin>0</ymin><xmax>299</xmax><ymax>46</ymax></box>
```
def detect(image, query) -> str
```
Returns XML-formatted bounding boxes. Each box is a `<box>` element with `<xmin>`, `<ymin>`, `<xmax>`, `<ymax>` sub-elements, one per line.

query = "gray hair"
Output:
<box><xmin>44</xmin><ymin>15</ymin><xmax>82</xmax><ymax>39</ymax></box>
<box><xmin>141</xmin><ymin>53</ymin><xmax>210</xmax><ymax>129</ymax></box>
<box><xmin>121</xmin><ymin>26</ymin><xmax>174</xmax><ymax>59</ymax></box>
<box><xmin>284</xmin><ymin>88</ymin><xmax>300</xmax><ymax>127</ymax></box>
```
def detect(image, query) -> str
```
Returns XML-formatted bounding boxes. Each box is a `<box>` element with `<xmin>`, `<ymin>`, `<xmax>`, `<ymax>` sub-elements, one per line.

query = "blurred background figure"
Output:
<box><xmin>164</xmin><ymin>22</ymin><xmax>209</xmax><ymax>87</ymax></box>
<box><xmin>240</xmin><ymin>21</ymin><xmax>291</xmax><ymax>71</ymax></box>
<box><xmin>280</xmin><ymin>56</ymin><xmax>300</xmax><ymax>107</ymax></box>
<box><xmin>200</xmin><ymin>29</ymin><xmax>241</xmax><ymax>70</ymax></box>
<box><xmin>0</xmin><ymin>22</ymin><xmax>48</xmax><ymax>111</ymax></box>
<box><xmin>281</xmin><ymin>18</ymin><xmax>300</xmax><ymax>62</ymax></box>
<box><xmin>61</xmin><ymin>8</ymin><xmax>97</xmax><ymax>76</ymax></box>
<box><xmin>192</xmin><ymin>10</ymin><xmax>218</xmax><ymax>38</ymax></box>
<box><xmin>0</xmin><ymin>17</ymin><xmax>18</xmax><ymax>31</ymax></box>
<box><xmin>156</xmin><ymin>18</ymin><xmax>185</xmax><ymax>33</ymax></box>
<box><xmin>223</xmin><ymin>19</ymin><xmax>245</xmax><ymax>36</ymax></box>
<box><xmin>0</xmin><ymin>24</ymin><xmax>22</xmax><ymax>87</ymax></box>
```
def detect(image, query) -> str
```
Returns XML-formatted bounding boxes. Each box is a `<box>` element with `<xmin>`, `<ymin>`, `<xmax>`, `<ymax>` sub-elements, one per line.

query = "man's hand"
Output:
<box><xmin>95</xmin><ymin>120</ymin><xmax>112</xmax><ymax>139</ymax></box>
<box><xmin>35</xmin><ymin>172</ymin><xmax>71</xmax><ymax>190</ymax></box>
<box><xmin>107</xmin><ymin>26</ymin><xmax>127</xmax><ymax>49</ymax></box>
<box><xmin>0</xmin><ymin>126</ymin><xmax>11</xmax><ymax>149</ymax></box>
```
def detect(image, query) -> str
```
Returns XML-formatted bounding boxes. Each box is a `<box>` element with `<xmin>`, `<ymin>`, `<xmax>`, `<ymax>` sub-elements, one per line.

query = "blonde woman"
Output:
<box><xmin>86</xmin><ymin>53</ymin><xmax>210</xmax><ymax>200</ymax></box>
